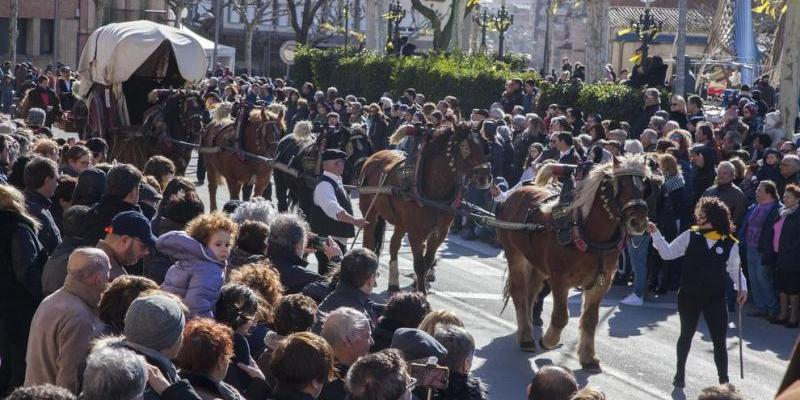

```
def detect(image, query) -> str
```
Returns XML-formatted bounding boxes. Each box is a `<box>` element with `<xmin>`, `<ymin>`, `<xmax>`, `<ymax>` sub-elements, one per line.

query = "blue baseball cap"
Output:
<box><xmin>109</xmin><ymin>211</ymin><xmax>158</xmax><ymax>247</ymax></box>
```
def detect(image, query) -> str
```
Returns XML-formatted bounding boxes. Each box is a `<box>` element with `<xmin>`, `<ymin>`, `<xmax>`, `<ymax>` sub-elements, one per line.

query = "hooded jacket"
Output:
<box><xmin>159</xmin><ymin>231</ymin><xmax>226</xmax><ymax>318</ymax></box>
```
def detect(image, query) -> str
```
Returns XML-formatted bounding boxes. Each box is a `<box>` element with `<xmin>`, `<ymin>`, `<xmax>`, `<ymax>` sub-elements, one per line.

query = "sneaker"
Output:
<box><xmin>620</xmin><ymin>293</ymin><xmax>644</xmax><ymax>306</ymax></box>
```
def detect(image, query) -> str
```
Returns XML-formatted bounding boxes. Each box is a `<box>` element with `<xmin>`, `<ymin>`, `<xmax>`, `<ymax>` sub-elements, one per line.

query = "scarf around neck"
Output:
<box><xmin>691</xmin><ymin>226</ymin><xmax>739</xmax><ymax>243</ymax></box>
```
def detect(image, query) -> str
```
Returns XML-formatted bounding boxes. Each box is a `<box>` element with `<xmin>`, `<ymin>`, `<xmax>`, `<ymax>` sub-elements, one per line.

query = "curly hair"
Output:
<box><xmin>176</xmin><ymin>318</ymin><xmax>234</xmax><ymax>375</ymax></box>
<box><xmin>418</xmin><ymin>310</ymin><xmax>464</xmax><ymax>336</ymax></box>
<box><xmin>98</xmin><ymin>276</ymin><xmax>160</xmax><ymax>334</ymax></box>
<box><xmin>694</xmin><ymin>196</ymin><xmax>733</xmax><ymax>235</ymax></box>
<box><xmin>185</xmin><ymin>211</ymin><xmax>237</xmax><ymax>246</ymax></box>
<box><xmin>4</xmin><ymin>384</ymin><xmax>76</xmax><ymax>400</ymax></box>
<box><xmin>215</xmin><ymin>284</ymin><xmax>260</xmax><ymax>330</ymax></box>
<box><xmin>272</xmin><ymin>294</ymin><xmax>317</xmax><ymax>335</ymax></box>
<box><xmin>229</xmin><ymin>261</ymin><xmax>284</xmax><ymax>325</ymax></box>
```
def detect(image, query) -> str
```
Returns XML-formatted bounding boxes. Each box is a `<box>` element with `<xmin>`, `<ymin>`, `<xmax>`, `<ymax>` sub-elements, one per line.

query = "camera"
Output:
<box><xmin>409</xmin><ymin>361</ymin><xmax>449</xmax><ymax>390</ymax></box>
<box><xmin>307</xmin><ymin>235</ymin><xmax>328</xmax><ymax>252</ymax></box>
<box><xmin>312</xmin><ymin>121</ymin><xmax>325</xmax><ymax>133</ymax></box>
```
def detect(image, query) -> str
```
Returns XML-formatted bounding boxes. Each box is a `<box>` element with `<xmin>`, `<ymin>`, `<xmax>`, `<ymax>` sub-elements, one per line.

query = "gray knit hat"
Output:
<box><xmin>124</xmin><ymin>294</ymin><xmax>186</xmax><ymax>351</ymax></box>
<box><xmin>26</xmin><ymin>108</ymin><xmax>46</xmax><ymax>128</ymax></box>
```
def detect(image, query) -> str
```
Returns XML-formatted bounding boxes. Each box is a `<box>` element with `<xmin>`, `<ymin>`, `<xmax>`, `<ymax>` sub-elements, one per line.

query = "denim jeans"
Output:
<box><xmin>746</xmin><ymin>244</ymin><xmax>778</xmax><ymax>314</ymax></box>
<box><xmin>627</xmin><ymin>234</ymin><xmax>651</xmax><ymax>297</ymax></box>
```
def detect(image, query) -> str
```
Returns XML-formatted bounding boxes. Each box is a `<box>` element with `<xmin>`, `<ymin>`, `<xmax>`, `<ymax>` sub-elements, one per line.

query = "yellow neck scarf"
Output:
<box><xmin>690</xmin><ymin>226</ymin><xmax>739</xmax><ymax>243</ymax></box>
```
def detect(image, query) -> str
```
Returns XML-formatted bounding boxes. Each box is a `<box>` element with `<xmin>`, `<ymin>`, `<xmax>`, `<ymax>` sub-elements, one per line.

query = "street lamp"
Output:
<box><xmin>493</xmin><ymin>4</ymin><xmax>513</xmax><ymax>58</ymax></box>
<box><xmin>629</xmin><ymin>0</ymin><xmax>663</xmax><ymax>54</ymax></box>
<box><xmin>344</xmin><ymin>0</ymin><xmax>351</xmax><ymax>50</ymax></box>
<box><xmin>386</xmin><ymin>0</ymin><xmax>405</xmax><ymax>55</ymax></box>
<box><xmin>472</xmin><ymin>6</ymin><xmax>490</xmax><ymax>54</ymax></box>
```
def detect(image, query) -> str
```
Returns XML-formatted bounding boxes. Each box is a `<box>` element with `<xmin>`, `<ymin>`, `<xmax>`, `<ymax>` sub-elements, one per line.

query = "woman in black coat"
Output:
<box><xmin>771</xmin><ymin>184</ymin><xmax>800</xmax><ymax>327</ymax></box>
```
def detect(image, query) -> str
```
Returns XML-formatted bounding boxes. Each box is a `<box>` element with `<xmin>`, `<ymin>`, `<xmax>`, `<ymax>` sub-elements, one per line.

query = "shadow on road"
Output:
<box><xmin>473</xmin><ymin>333</ymin><xmax>534</xmax><ymax>397</ymax></box>
<box><xmin>606</xmin><ymin>304</ymin><xmax>673</xmax><ymax>338</ymax></box>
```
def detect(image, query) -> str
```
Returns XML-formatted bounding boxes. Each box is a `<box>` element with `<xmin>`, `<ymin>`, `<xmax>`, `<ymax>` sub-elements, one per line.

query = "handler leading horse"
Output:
<box><xmin>496</xmin><ymin>155</ymin><xmax>652</xmax><ymax>372</ymax></box>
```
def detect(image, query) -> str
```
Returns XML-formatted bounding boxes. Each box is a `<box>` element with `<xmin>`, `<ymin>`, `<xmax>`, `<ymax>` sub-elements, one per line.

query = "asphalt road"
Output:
<box><xmin>54</xmin><ymin>127</ymin><xmax>795</xmax><ymax>399</ymax></box>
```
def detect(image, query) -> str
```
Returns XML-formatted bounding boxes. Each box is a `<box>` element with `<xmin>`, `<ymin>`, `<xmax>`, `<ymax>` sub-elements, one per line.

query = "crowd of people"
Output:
<box><xmin>1</xmin><ymin>53</ymin><xmax>800</xmax><ymax>400</ymax></box>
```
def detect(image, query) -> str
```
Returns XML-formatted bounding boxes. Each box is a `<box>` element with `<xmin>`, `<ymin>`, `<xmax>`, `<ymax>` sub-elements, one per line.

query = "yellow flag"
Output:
<box><xmin>782</xmin><ymin>4</ymin><xmax>788</xmax><ymax>13</ymax></box>
<box><xmin>467</xmin><ymin>0</ymin><xmax>480</xmax><ymax>7</ymax></box>
<box><xmin>752</xmin><ymin>2</ymin><xmax>770</xmax><ymax>13</ymax></box>
<box><xmin>617</xmin><ymin>27</ymin><xmax>632</xmax><ymax>35</ymax></box>
<box><xmin>629</xmin><ymin>52</ymin><xmax>642</xmax><ymax>64</ymax></box>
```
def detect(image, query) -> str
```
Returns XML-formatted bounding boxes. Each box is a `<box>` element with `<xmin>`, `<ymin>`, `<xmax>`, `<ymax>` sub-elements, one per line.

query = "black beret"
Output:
<box><xmin>322</xmin><ymin>149</ymin><xmax>347</xmax><ymax>161</ymax></box>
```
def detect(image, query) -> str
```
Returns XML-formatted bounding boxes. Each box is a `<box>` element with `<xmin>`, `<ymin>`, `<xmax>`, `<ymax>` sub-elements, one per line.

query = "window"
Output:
<box><xmin>40</xmin><ymin>19</ymin><xmax>54</xmax><ymax>55</ymax></box>
<box><xmin>228</xmin><ymin>5</ymin><xmax>241</xmax><ymax>24</ymax></box>
<box><xmin>0</xmin><ymin>18</ymin><xmax>29</xmax><ymax>55</ymax></box>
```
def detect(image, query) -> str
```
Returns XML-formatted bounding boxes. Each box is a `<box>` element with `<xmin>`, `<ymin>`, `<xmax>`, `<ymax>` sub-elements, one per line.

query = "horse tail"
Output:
<box><xmin>373</xmin><ymin>216</ymin><xmax>387</xmax><ymax>257</ymax></box>
<box><xmin>500</xmin><ymin>270</ymin><xmax>512</xmax><ymax>316</ymax></box>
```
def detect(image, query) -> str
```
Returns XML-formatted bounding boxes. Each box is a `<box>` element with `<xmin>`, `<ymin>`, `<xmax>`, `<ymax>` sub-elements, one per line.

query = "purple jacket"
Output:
<box><xmin>159</xmin><ymin>231</ymin><xmax>226</xmax><ymax>318</ymax></box>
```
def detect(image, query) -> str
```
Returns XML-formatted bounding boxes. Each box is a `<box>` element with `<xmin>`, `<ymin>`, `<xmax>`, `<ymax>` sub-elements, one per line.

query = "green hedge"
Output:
<box><xmin>537</xmin><ymin>81</ymin><xmax>671</xmax><ymax>122</ymax></box>
<box><xmin>292</xmin><ymin>47</ymin><xmax>539</xmax><ymax>114</ymax></box>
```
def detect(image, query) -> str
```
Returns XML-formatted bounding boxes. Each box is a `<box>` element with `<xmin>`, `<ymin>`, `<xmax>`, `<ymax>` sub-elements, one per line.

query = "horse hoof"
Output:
<box><xmin>519</xmin><ymin>341</ymin><xmax>537</xmax><ymax>353</ymax></box>
<box><xmin>539</xmin><ymin>338</ymin><xmax>562</xmax><ymax>351</ymax></box>
<box><xmin>581</xmin><ymin>362</ymin><xmax>602</xmax><ymax>373</ymax></box>
<box><xmin>388</xmin><ymin>285</ymin><xmax>400</xmax><ymax>293</ymax></box>
<box><xmin>426</xmin><ymin>271</ymin><xmax>436</xmax><ymax>282</ymax></box>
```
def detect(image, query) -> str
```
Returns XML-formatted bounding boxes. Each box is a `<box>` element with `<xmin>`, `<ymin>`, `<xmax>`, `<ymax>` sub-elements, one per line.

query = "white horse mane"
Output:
<box><xmin>570</xmin><ymin>155</ymin><xmax>651</xmax><ymax>218</ymax></box>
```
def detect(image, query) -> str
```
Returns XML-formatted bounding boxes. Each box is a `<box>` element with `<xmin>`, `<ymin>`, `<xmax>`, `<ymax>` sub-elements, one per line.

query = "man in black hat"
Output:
<box><xmin>310</xmin><ymin>149</ymin><xmax>366</xmax><ymax>274</ymax></box>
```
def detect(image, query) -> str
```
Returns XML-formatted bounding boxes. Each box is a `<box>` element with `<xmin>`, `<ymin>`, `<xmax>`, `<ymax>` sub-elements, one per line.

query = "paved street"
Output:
<box><xmin>53</xmin><ymin>128</ymin><xmax>797</xmax><ymax>399</ymax></box>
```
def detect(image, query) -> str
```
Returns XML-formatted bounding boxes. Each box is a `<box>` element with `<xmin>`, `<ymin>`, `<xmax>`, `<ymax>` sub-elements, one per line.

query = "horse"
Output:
<box><xmin>358</xmin><ymin>122</ymin><xmax>490</xmax><ymax>294</ymax></box>
<box><xmin>495</xmin><ymin>154</ymin><xmax>652</xmax><ymax>372</ymax></box>
<box><xmin>273</xmin><ymin>125</ymin><xmax>372</xmax><ymax>216</ymax></box>
<box><xmin>142</xmin><ymin>90</ymin><xmax>206</xmax><ymax>175</ymax></box>
<box><xmin>202</xmin><ymin>104</ymin><xmax>283</xmax><ymax>211</ymax></box>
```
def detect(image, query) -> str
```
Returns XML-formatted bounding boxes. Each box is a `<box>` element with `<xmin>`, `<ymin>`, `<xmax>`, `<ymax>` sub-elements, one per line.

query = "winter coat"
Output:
<box><xmin>117</xmin><ymin>338</ymin><xmax>203</xmax><ymax>400</ymax></box>
<box><xmin>41</xmin><ymin>235</ymin><xmax>84</xmax><ymax>296</ymax></box>
<box><xmin>181</xmin><ymin>372</ymin><xmax>243</xmax><ymax>400</ymax></box>
<box><xmin>657</xmin><ymin>174</ymin><xmax>690</xmax><ymax>240</ymax></box>
<box><xmin>25</xmin><ymin>190</ymin><xmax>61</xmax><ymax>254</ymax></box>
<box><xmin>689</xmin><ymin>146</ymin><xmax>717</xmax><ymax>208</ymax></box>
<box><xmin>631</xmin><ymin>104</ymin><xmax>661</xmax><ymax>140</ymax></box>
<box><xmin>500</xmin><ymin>89</ymin><xmax>524</xmax><ymax>113</ymax></box>
<box><xmin>312</xmin><ymin>282</ymin><xmax>381</xmax><ymax>333</ymax></box>
<box><xmin>82</xmin><ymin>194</ymin><xmax>142</xmax><ymax>246</ymax></box>
<box><xmin>703</xmin><ymin>182</ymin><xmax>747</xmax><ymax>226</ymax></box>
<box><xmin>23</xmin><ymin>86</ymin><xmax>61</xmax><ymax>126</ymax></box>
<box><xmin>144</xmin><ymin>217</ymin><xmax>186</xmax><ymax>284</ymax></box>
<box><xmin>776</xmin><ymin>208</ymin><xmax>800</xmax><ymax>272</ymax></box>
<box><xmin>24</xmin><ymin>276</ymin><xmax>105</xmax><ymax>393</ymax></box>
<box><xmin>227</xmin><ymin>247</ymin><xmax>267</xmax><ymax>278</ymax></box>
<box><xmin>159</xmin><ymin>231</ymin><xmax>227</xmax><ymax>318</ymax></box>
<box><xmin>267</xmin><ymin>246</ymin><xmax>323</xmax><ymax>295</ymax></box>
<box><xmin>319</xmin><ymin>364</ymin><xmax>349</xmax><ymax>400</ymax></box>
<box><xmin>738</xmin><ymin>201</ymin><xmax>781</xmax><ymax>264</ymax></box>
<box><xmin>0</xmin><ymin>209</ymin><xmax>46</xmax><ymax>306</ymax></box>
<box><xmin>369</xmin><ymin>114</ymin><xmax>391</xmax><ymax>152</ymax></box>
<box><xmin>370</xmin><ymin>317</ymin><xmax>405</xmax><ymax>353</ymax></box>
<box><xmin>434</xmin><ymin>373</ymin><xmax>488</xmax><ymax>400</ymax></box>
<box><xmin>669</xmin><ymin>111</ymin><xmax>688</xmax><ymax>129</ymax></box>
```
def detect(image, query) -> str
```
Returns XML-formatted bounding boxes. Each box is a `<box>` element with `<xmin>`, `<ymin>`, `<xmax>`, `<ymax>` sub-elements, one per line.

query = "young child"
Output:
<box><xmin>160</xmin><ymin>212</ymin><xmax>237</xmax><ymax>317</ymax></box>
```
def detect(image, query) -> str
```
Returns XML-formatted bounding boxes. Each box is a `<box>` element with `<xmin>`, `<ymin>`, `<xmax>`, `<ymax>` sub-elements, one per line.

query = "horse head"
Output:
<box><xmin>445</xmin><ymin>122</ymin><xmax>492</xmax><ymax>184</ymax></box>
<box><xmin>343</xmin><ymin>124</ymin><xmax>373</xmax><ymax>185</ymax></box>
<box><xmin>244</xmin><ymin>107</ymin><xmax>281</xmax><ymax>157</ymax></box>
<box><xmin>176</xmin><ymin>91</ymin><xmax>205</xmax><ymax>142</ymax></box>
<box><xmin>605</xmin><ymin>154</ymin><xmax>652</xmax><ymax>236</ymax></box>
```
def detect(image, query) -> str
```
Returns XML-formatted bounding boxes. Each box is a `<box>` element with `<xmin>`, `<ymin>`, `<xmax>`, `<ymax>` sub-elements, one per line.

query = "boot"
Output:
<box><xmin>554</xmin><ymin>176</ymin><xmax>575</xmax><ymax>245</ymax></box>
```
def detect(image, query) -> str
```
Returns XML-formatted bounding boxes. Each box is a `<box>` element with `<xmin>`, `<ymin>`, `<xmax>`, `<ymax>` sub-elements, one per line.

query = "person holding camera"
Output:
<box><xmin>310</xmin><ymin>149</ymin><xmax>366</xmax><ymax>275</ymax></box>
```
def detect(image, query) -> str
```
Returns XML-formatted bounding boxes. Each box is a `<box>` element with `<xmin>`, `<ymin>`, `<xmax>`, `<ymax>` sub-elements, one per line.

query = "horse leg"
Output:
<box><xmin>388</xmin><ymin>227</ymin><xmax>404</xmax><ymax>292</ymax></box>
<box><xmin>207</xmin><ymin>164</ymin><xmax>219</xmax><ymax>211</ymax></box>
<box><xmin>541</xmin><ymin>277</ymin><xmax>570</xmax><ymax>350</ymax></box>
<box><xmin>577</xmin><ymin>266</ymin><xmax>615</xmax><ymax>372</ymax></box>
<box><xmin>274</xmin><ymin>172</ymin><xmax>289</xmax><ymax>212</ymax></box>
<box><xmin>422</xmin><ymin>220</ymin><xmax>450</xmax><ymax>283</ymax></box>
<box><xmin>227</xmin><ymin>177</ymin><xmax>243</xmax><ymax>201</ymax></box>
<box><xmin>407</xmin><ymin>231</ymin><xmax>428</xmax><ymax>294</ymax></box>
<box><xmin>506</xmin><ymin>250</ymin><xmax>536</xmax><ymax>351</ymax></box>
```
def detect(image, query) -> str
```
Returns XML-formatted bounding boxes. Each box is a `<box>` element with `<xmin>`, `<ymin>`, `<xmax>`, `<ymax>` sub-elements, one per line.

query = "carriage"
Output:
<box><xmin>77</xmin><ymin>20</ymin><xmax>208</xmax><ymax>171</ymax></box>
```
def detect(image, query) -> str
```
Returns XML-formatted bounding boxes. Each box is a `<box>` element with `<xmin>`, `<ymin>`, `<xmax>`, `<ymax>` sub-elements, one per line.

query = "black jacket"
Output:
<box><xmin>272</xmin><ymin>387</ymin><xmax>316</xmax><ymax>400</ymax></box>
<box><xmin>82</xmin><ymin>194</ymin><xmax>142</xmax><ymax>246</ymax></box>
<box><xmin>123</xmin><ymin>342</ymin><xmax>203</xmax><ymax>400</ymax></box>
<box><xmin>25</xmin><ymin>190</ymin><xmax>61</xmax><ymax>254</ymax></box>
<box><xmin>631</xmin><ymin>104</ymin><xmax>661</xmax><ymax>140</ymax></box>
<box><xmin>370</xmin><ymin>317</ymin><xmax>405</xmax><ymax>352</ymax></box>
<box><xmin>267</xmin><ymin>246</ymin><xmax>323</xmax><ymax>294</ymax></box>
<box><xmin>669</xmin><ymin>111</ymin><xmax>688</xmax><ymax>129</ymax></box>
<box><xmin>434</xmin><ymin>373</ymin><xmax>488</xmax><ymax>400</ymax></box>
<box><xmin>0</xmin><ymin>209</ymin><xmax>45</xmax><ymax>313</ymax></box>
<box><xmin>776</xmin><ymin>208</ymin><xmax>800</xmax><ymax>272</ymax></box>
<box><xmin>182</xmin><ymin>372</ymin><xmax>243</xmax><ymax>400</ymax></box>
<box><xmin>312</xmin><ymin>282</ymin><xmax>381</xmax><ymax>333</ymax></box>
<box><xmin>318</xmin><ymin>364</ymin><xmax>348</xmax><ymax>400</ymax></box>
<box><xmin>369</xmin><ymin>114</ymin><xmax>391</xmax><ymax>152</ymax></box>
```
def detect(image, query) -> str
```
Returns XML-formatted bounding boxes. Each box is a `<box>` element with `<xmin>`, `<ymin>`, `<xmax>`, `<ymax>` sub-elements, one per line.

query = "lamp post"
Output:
<box><xmin>386</xmin><ymin>0</ymin><xmax>405</xmax><ymax>55</ymax></box>
<box><xmin>629</xmin><ymin>0</ymin><xmax>662</xmax><ymax>54</ymax></box>
<box><xmin>344</xmin><ymin>0</ymin><xmax>350</xmax><ymax>50</ymax></box>
<box><xmin>493</xmin><ymin>4</ymin><xmax>513</xmax><ymax>58</ymax></box>
<box><xmin>473</xmin><ymin>6</ymin><xmax>489</xmax><ymax>54</ymax></box>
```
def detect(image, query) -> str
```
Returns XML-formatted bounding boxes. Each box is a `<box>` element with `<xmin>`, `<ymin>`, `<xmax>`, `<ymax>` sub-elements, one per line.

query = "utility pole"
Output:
<box><xmin>674</xmin><ymin>0</ymin><xmax>688</xmax><ymax>95</ymax></box>
<box><xmin>344</xmin><ymin>1</ymin><xmax>350</xmax><ymax>50</ymax></box>
<box><xmin>212</xmin><ymin>0</ymin><xmax>221</xmax><ymax>67</ymax></box>
<box><xmin>54</xmin><ymin>0</ymin><xmax>61</xmax><ymax>66</ymax></box>
<box><xmin>10</xmin><ymin>0</ymin><xmax>18</xmax><ymax>66</ymax></box>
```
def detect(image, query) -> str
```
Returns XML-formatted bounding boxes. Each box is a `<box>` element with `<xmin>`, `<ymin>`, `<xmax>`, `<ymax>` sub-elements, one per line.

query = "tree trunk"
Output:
<box><xmin>673</xmin><ymin>0</ymin><xmax>688</xmax><ymax>95</ymax></box>
<box><xmin>779</xmin><ymin>0</ymin><xmax>800</xmax><ymax>137</ymax></box>
<box><xmin>94</xmin><ymin>0</ymin><xmax>106</xmax><ymax>27</ymax></box>
<box><xmin>245</xmin><ymin>25</ymin><xmax>254</xmax><ymax>74</ymax></box>
<box><xmin>411</xmin><ymin>0</ymin><xmax>444</xmax><ymax>50</ymax></box>
<box><xmin>10</xmin><ymin>0</ymin><xmax>18</xmax><ymax>66</ymax></box>
<box><xmin>364</xmin><ymin>0</ymin><xmax>385</xmax><ymax>52</ymax></box>
<box><xmin>448</xmin><ymin>0</ymin><xmax>465</xmax><ymax>51</ymax></box>
<box><xmin>584</xmin><ymin>0</ymin><xmax>609</xmax><ymax>83</ymax></box>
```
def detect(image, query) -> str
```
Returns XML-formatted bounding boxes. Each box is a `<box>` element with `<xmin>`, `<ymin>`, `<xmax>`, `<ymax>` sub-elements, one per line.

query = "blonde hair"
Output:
<box><xmin>0</xmin><ymin>184</ymin><xmax>41</xmax><ymax>231</ymax></box>
<box><xmin>32</xmin><ymin>138</ymin><xmax>59</xmax><ymax>159</ymax></box>
<box><xmin>185</xmin><ymin>212</ymin><xmax>238</xmax><ymax>246</ymax></box>
<box><xmin>418</xmin><ymin>310</ymin><xmax>464</xmax><ymax>335</ymax></box>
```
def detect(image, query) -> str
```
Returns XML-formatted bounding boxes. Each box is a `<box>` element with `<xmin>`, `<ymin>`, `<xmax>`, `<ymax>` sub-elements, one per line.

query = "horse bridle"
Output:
<box><xmin>445</xmin><ymin>131</ymin><xmax>482</xmax><ymax>172</ymax></box>
<box><xmin>598</xmin><ymin>170</ymin><xmax>648</xmax><ymax>222</ymax></box>
<box><xmin>253</xmin><ymin>107</ymin><xmax>281</xmax><ymax>155</ymax></box>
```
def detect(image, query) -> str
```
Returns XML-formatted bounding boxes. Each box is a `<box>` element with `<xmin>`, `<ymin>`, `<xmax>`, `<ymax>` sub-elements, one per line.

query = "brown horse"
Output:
<box><xmin>359</xmin><ymin>122</ymin><xmax>490</xmax><ymax>293</ymax></box>
<box><xmin>202</xmin><ymin>104</ymin><xmax>284</xmax><ymax>210</ymax></box>
<box><xmin>495</xmin><ymin>155</ymin><xmax>652</xmax><ymax>372</ymax></box>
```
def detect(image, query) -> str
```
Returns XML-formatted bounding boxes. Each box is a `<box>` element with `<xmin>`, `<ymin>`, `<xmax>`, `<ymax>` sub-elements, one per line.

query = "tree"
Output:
<box><xmin>9</xmin><ymin>0</ymin><xmax>17</xmax><ymax>66</ymax></box>
<box><xmin>673</xmin><ymin>0</ymin><xmax>687</xmax><ymax>95</ymax></box>
<box><xmin>410</xmin><ymin>0</ymin><xmax>478</xmax><ymax>51</ymax></box>
<box><xmin>364</xmin><ymin>0</ymin><xmax>387</xmax><ymax>52</ymax></box>
<box><xmin>584</xmin><ymin>0</ymin><xmax>609</xmax><ymax>83</ymax></box>
<box><xmin>167</xmin><ymin>0</ymin><xmax>200</xmax><ymax>27</ymax></box>
<box><xmin>94</xmin><ymin>0</ymin><xmax>108</xmax><ymax>27</ymax></box>
<box><xmin>778</xmin><ymin>0</ymin><xmax>798</xmax><ymax>137</ymax></box>
<box><xmin>228</xmin><ymin>0</ymin><xmax>284</xmax><ymax>74</ymax></box>
<box><xmin>286</xmin><ymin>0</ymin><xmax>330</xmax><ymax>44</ymax></box>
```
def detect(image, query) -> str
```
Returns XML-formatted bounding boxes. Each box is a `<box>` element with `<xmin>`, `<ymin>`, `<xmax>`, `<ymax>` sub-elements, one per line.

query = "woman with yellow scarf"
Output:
<box><xmin>646</xmin><ymin>196</ymin><xmax>748</xmax><ymax>389</ymax></box>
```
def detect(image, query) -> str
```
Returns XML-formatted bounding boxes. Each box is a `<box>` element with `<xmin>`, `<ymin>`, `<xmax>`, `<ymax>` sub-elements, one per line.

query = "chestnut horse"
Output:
<box><xmin>202</xmin><ymin>104</ymin><xmax>283</xmax><ymax>210</ymax></box>
<box><xmin>495</xmin><ymin>155</ymin><xmax>652</xmax><ymax>372</ymax></box>
<box><xmin>359</xmin><ymin>122</ymin><xmax>489</xmax><ymax>293</ymax></box>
